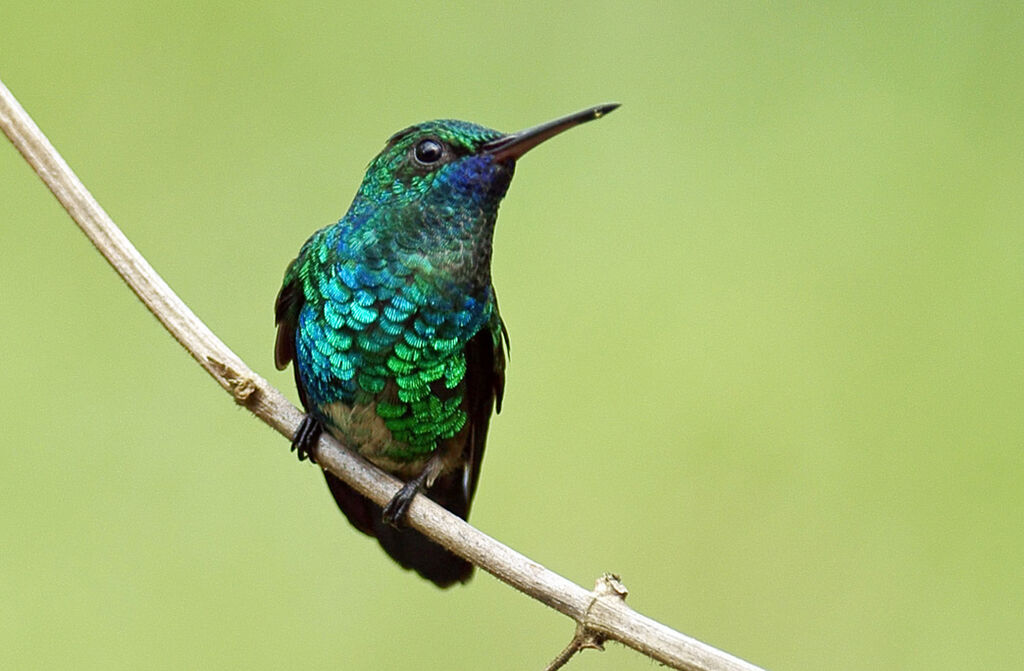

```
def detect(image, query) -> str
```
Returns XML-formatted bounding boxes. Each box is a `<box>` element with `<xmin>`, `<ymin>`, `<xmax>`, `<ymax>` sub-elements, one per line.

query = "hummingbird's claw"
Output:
<box><xmin>381</xmin><ymin>473</ymin><xmax>429</xmax><ymax>528</ymax></box>
<box><xmin>291</xmin><ymin>415</ymin><xmax>323</xmax><ymax>463</ymax></box>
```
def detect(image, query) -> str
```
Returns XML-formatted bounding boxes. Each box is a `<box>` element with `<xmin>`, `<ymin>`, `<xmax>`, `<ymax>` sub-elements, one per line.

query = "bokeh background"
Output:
<box><xmin>2</xmin><ymin>3</ymin><xmax>1022</xmax><ymax>670</ymax></box>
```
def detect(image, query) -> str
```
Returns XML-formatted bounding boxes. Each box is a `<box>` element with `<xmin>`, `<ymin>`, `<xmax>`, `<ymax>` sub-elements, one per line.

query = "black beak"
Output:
<box><xmin>481</xmin><ymin>103</ymin><xmax>620</xmax><ymax>162</ymax></box>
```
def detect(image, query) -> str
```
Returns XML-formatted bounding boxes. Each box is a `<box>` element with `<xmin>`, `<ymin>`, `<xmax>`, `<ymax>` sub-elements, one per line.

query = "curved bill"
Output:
<box><xmin>481</xmin><ymin>102</ymin><xmax>620</xmax><ymax>162</ymax></box>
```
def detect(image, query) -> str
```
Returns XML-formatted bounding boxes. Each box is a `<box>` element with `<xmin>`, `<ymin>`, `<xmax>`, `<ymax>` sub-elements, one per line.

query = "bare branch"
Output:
<box><xmin>545</xmin><ymin>574</ymin><xmax>627</xmax><ymax>671</ymax></box>
<box><xmin>0</xmin><ymin>77</ymin><xmax>767</xmax><ymax>671</ymax></box>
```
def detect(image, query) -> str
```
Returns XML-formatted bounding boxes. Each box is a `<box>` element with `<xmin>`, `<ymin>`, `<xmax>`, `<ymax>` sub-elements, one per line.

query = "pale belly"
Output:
<box><xmin>319</xmin><ymin>400</ymin><xmax>466</xmax><ymax>483</ymax></box>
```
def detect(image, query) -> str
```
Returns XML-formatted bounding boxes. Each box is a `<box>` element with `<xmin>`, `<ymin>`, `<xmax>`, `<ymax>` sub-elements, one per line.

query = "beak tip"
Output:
<box><xmin>592</xmin><ymin>102</ymin><xmax>621</xmax><ymax>119</ymax></box>
<box><xmin>482</xmin><ymin>102</ymin><xmax>622</xmax><ymax>160</ymax></box>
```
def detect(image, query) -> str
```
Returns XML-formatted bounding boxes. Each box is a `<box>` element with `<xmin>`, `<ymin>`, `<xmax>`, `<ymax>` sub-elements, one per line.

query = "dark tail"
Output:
<box><xmin>323</xmin><ymin>471</ymin><xmax>473</xmax><ymax>588</ymax></box>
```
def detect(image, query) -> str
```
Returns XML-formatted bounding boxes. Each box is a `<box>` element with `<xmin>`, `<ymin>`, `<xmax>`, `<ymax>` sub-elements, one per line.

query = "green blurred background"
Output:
<box><xmin>2</xmin><ymin>2</ymin><xmax>1022</xmax><ymax>669</ymax></box>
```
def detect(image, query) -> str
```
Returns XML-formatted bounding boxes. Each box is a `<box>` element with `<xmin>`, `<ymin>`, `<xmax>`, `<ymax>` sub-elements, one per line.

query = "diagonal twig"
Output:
<box><xmin>0</xmin><ymin>76</ymin><xmax>767</xmax><ymax>671</ymax></box>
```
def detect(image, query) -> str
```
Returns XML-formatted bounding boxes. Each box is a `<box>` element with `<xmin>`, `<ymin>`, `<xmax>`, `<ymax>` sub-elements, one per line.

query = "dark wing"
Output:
<box><xmin>459</xmin><ymin>319</ymin><xmax>507</xmax><ymax>511</ymax></box>
<box><xmin>274</xmin><ymin>274</ymin><xmax>302</xmax><ymax>371</ymax></box>
<box><xmin>275</xmin><ymin>268</ymin><xmax>318</xmax><ymax>422</ymax></box>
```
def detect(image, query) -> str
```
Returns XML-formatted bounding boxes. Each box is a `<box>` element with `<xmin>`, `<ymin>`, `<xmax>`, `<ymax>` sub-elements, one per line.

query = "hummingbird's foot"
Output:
<box><xmin>291</xmin><ymin>415</ymin><xmax>323</xmax><ymax>463</ymax></box>
<box><xmin>381</xmin><ymin>470</ymin><xmax>430</xmax><ymax>528</ymax></box>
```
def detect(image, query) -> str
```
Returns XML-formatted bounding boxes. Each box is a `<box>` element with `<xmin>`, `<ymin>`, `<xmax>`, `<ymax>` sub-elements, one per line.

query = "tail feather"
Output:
<box><xmin>323</xmin><ymin>471</ymin><xmax>473</xmax><ymax>588</ymax></box>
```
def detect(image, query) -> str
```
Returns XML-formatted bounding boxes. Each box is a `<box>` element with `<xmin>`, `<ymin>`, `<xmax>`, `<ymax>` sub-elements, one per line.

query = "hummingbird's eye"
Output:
<box><xmin>414</xmin><ymin>139</ymin><xmax>444</xmax><ymax>165</ymax></box>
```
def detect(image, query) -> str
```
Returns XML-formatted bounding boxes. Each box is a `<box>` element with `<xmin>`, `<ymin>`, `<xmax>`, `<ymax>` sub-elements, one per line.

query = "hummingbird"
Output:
<box><xmin>274</xmin><ymin>103</ymin><xmax>619</xmax><ymax>587</ymax></box>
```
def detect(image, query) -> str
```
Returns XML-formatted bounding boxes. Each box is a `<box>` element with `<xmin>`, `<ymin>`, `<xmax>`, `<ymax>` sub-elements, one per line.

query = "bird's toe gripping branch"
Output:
<box><xmin>381</xmin><ymin>469</ymin><xmax>432</xmax><ymax>528</ymax></box>
<box><xmin>291</xmin><ymin>415</ymin><xmax>323</xmax><ymax>463</ymax></box>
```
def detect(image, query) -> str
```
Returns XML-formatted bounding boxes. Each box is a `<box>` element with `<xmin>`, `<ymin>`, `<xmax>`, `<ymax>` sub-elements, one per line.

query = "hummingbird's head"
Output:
<box><xmin>352</xmin><ymin>104</ymin><xmax>621</xmax><ymax>224</ymax></box>
<box><xmin>346</xmin><ymin>104</ymin><xmax>620</xmax><ymax>286</ymax></box>
<box><xmin>355</xmin><ymin>119</ymin><xmax>514</xmax><ymax>223</ymax></box>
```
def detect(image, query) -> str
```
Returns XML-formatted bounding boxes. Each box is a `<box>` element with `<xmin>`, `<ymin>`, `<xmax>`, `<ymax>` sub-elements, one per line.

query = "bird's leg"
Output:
<box><xmin>291</xmin><ymin>414</ymin><xmax>323</xmax><ymax>463</ymax></box>
<box><xmin>381</xmin><ymin>468</ymin><xmax>432</xmax><ymax>528</ymax></box>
